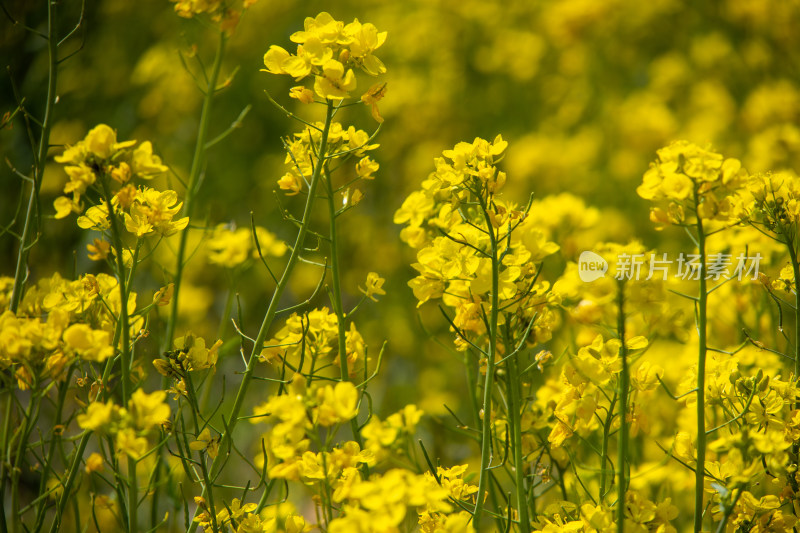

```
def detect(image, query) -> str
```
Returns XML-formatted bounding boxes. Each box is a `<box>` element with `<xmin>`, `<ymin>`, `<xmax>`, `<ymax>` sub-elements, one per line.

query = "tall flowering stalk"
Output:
<box><xmin>163</xmin><ymin>0</ymin><xmax>261</xmax><ymax>351</ymax></box>
<box><xmin>164</xmin><ymin>31</ymin><xmax>227</xmax><ymax>352</ymax></box>
<box><xmin>396</xmin><ymin>135</ymin><xmax>561</xmax><ymax>530</ymax></box>
<box><xmin>616</xmin><ymin>280</ymin><xmax>629</xmax><ymax>533</ymax></box>
<box><xmin>747</xmin><ymin>172</ymin><xmax>800</xmax><ymax>384</ymax></box>
<box><xmin>637</xmin><ymin>140</ymin><xmax>749</xmax><ymax>532</ymax></box>
<box><xmin>3</xmin><ymin>3</ymin><xmax>66</xmax><ymax>527</ymax></box>
<box><xmin>48</xmin><ymin>124</ymin><xmax>182</xmax><ymax>532</ymax></box>
<box><xmin>185</xmin><ymin>11</ymin><xmax>388</xmax><ymax>530</ymax></box>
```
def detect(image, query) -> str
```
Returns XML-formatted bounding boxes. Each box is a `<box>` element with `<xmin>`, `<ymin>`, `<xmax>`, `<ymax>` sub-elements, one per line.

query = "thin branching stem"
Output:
<box><xmin>616</xmin><ymin>281</ymin><xmax>629</xmax><ymax>533</ymax></box>
<box><xmin>10</xmin><ymin>0</ymin><xmax>59</xmax><ymax>312</ymax></box>
<box><xmin>693</xmin><ymin>185</ymin><xmax>709</xmax><ymax>533</ymax></box>
<box><xmin>166</xmin><ymin>32</ymin><xmax>228</xmax><ymax>351</ymax></box>
<box><xmin>323</xmin><ymin>165</ymin><xmax>364</xmax><ymax>447</ymax></box>
<box><xmin>99</xmin><ymin>172</ymin><xmax>139</xmax><ymax>532</ymax></box>
<box><xmin>503</xmin><ymin>325</ymin><xmax>531</xmax><ymax>533</ymax></box>
<box><xmin>187</xmin><ymin>101</ymin><xmax>335</xmax><ymax>533</ymax></box>
<box><xmin>472</xmin><ymin>189</ymin><xmax>500</xmax><ymax>528</ymax></box>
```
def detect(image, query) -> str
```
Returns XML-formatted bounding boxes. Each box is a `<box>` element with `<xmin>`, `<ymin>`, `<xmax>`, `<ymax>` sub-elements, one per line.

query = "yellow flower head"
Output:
<box><xmin>77</xmin><ymin>401</ymin><xmax>116</xmax><ymax>432</ymax></box>
<box><xmin>314</xmin><ymin>381</ymin><xmax>359</xmax><ymax>426</ymax></box>
<box><xmin>128</xmin><ymin>388</ymin><xmax>171</xmax><ymax>431</ymax></box>
<box><xmin>263</xmin><ymin>12</ymin><xmax>386</xmax><ymax>101</ymax></box>
<box><xmin>638</xmin><ymin>141</ymin><xmax>749</xmax><ymax>224</ymax></box>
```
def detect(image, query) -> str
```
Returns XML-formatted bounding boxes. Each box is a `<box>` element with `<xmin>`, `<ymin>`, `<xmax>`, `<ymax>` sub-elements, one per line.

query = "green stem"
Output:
<box><xmin>48</xmin><ymin>352</ymin><xmax>118</xmax><ymax>533</ymax></box>
<box><xmin>184</xmin><ymin>374</ymin><xmax>219</xmax><ymax>533</ymax></box>
<box><xmin>165</xmin><ymin>32</ymin><xmax>227</xmax><ymax>351</ymax></box>
<box><xmin>473</xmin><ymin>193</ymin><xmax>500</xmax><ymax>528</ymax></box>
<box><xmin>128</xmin><ymin>456</ymin><xmax>138</xmax><ymax>533</ymax></box>
<box><xmin>99</xmin><ymin>174</ymin><xmax>137</xmax><ymax>533</ymax></box>
<box><xmin>10</xmin><ymin>0</ymin><xmax>59</xmax><ymax>313</ymax></box>
<box><xmin>150</xmin><ymin>457</ymin><xmax>162</xmax><ymax>531</ymax></box>
<box><xmin>693</xmin><ymin>188</ymin><xmax>708</xmax><ymax>533</ymax></box>
<box><xmin>599</xmin><ymin>393</ymin><xmax>617</xmax><ymax>503</ymax></box>
<box><xmin>505</xmin><ymin>339</ymin><xmax>531</xmax><ymax>533</ymax></box>
<box><xmin>105</xmin><ymin>434</ymin><xmax>129</xmax><ymax>528</ymax></box>
<box><xmin>99</xmin><ymin>178</ymin><xmax>132</xmax><ymax>404</ymax></box>
<box><xmin>0</xmin><ymin>390</ymin><xmax>12</xmax><ymax>533</ymax></box>
<box><xmin>616</xmin><ymin>281</ymin><xmax>629</xmax><ymax>533</ymax></box>
<box><xmin>10</xmin><ymin>378</ymin><xmax>41</xmax><ymax>533</ymax></box>
<box><xmin>786</xmin><ymin>238</ymin><xmax>800</xmax><ymax>389</ymax></box>
<box><xmin>323</xmin><ymin>166</ymin><xmax>364</xmax><ymax>448</ymax></box>
<box><xmin>158</xmin><ymin>34</ymin><xmax>226</xmax><ymax>529</ymax></box>
<box><xmin>47</xmin><ymin>433</ymin><xmax>90</xmax><ymax>533</ymax></box>
<box><xmin>715</xmin><ymin>489</ymin><xmax>742</xmax><ymax>533</ymax></box>
<box><xmin>199</xmin><ymin>282</ymin><xmax>236</xmax><ymax>413</ymax></box>
<box><xmin>784</xmin><ymin>233</ymin><xmax>800</xmax><ymax>523</ymax></box>
<box><xmin>187</xmin><ymin>101</ymin><xmax>335</xmax><ymax>533</ymax></box>
<box><xmin>32</xmin><ymin>368</ymin><xmax>75</xmax><ymax>533</ymax></box>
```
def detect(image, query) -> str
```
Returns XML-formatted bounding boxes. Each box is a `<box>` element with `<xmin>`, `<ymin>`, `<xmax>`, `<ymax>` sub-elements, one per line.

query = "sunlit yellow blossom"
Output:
<box><xmin>63</xmin><ymin>164</ymin><xmax>96</xmax><ymax>196</ymax></box>
<box><xmin>314</xmin><ymin>59</ymin><xmax>357</xmax><ymax>100</ymax></box>
<box><xmin>174</xmin><ymin>333</ymin><xmax>222</xmax><ymax>370</ymax></box>
<box><xmin>77</xmin><ymin>204</ymin><xmax>111</xmax><ymax>231</ymax></box>
<box><xmin>124</xmin><ymin>187</ymin><xmax>189</xmax><ymax>237</ymax></box>
<box><xmin>632</xmin><ymin>361</ymin><xmax>664</xmax><ymax>391</ymax></box>
<box><xmin>355</xmin><ymin>156</ymin><xmax>379</xmax><ymax>179</ymax></box>
<box><xmin>343</xmin><ymin>19</ymin><xmax>387</xmax><ymax>75</ymax></box>
<box><xmin>110</xmin><ymin>162</ymin><xmax>131</xmax><ymax>184</ymax></box>
<box><xmin>263</xmin><ymin>45</ymin><xmax>291</xmax><ymax>75</ymax></box>
<box><xmin>114</xmin><ymin>184</ymin><xmax>138</xmax><ymax>209</ymax></box>
<box><xmin>277</xmin><ymin>171</ymin><xmax>303</xmax><ymax>195</ymax></box>
<box><xmin>638</xmin><ymin>141</ymin><xmax>748</xmax><ymax>225</ymax></box>
<box><xmin>673</xmin><ymin>431</ymin><xmax>695</xmax><ymax>464</ymax></box>
<box><xmin>84</xmin><ymin>124</ymin><xmax>122</xmax><ymax>159</ymax></box>
<box><xmin>314</xmin><ymin>381</ymin><xmax>359</xmax><ymax>426</ymax></box>
<box><xmin>263</xmin><ymin>12</ymin><xmax>385</xmax><ymax>104</ymax></box>
<box><xmin>394</xmin><ymin>191</ymin><xmax>435</xmax><ymax>228</ymax></box>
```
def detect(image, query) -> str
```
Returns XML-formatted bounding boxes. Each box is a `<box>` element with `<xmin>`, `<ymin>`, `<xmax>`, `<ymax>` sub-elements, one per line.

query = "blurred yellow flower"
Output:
<box><xmin>359</xmin><ymin>271</ymin><xmax>386</xmax><ymax>301</ymax></box>
<box><xmin>116</xmin><ymin>428</ymin><xmax>148</xmax><ymax>459</ymax></box>
<box><xmin>84</xmin><ymin>452</ymin><xmax>105</xmax><ymax>473</ymax></box>
<box><xmin>289</xmin><ymin>85</ymin><xmax>314</xmax><ymax>103</ymax></box>
<box><xmin>77</xmin><ymin>401</ymin><xmax>115</xmax><ymax>432</ymax></box>
<box><xmin>86</xmin><ymin>238</ymin><xmax>110</xmax><ymax>261</ymax></box>
<box><xmin>63</xmin><ymin>323</ymin><xmax>114</xmax><ymax>362</ymax></box>
<box><xmin>128</xmin><ymin>388</ymin><xmax>171</xmax><ymax>430</ymax></box>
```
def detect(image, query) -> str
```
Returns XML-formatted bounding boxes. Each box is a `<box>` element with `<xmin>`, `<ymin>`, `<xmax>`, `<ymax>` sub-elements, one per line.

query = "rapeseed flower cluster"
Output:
<box><xmin>8</xmin><ymin>3</ymin><xmax>800</xmax><ymax>533</ymax></box>
<box><xmin>263</xmin><ymin>12</ymin><xmax>386</xmax><ymax>102</ymax></box>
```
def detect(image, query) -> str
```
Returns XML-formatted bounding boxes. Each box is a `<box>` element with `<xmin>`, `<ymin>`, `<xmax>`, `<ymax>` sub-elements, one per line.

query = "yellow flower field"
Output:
<box><xmin>2</xmin><ymin>1</ymin><xmax>800</xmax><ymax>532</ymax></box>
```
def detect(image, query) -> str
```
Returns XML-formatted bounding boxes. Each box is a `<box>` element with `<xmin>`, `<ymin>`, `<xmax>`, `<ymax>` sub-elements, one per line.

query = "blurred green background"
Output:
<box><xmin>3</xmin><ymin>0</ymin><xmax>800</xmax><ymax>470</ymax></box>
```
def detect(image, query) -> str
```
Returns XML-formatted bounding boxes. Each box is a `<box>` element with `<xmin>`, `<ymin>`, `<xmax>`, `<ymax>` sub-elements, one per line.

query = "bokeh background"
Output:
<box><xmin>3</xmin><ymin>0</ymin><xmax>800</xmax><ymax>523</ymax></box>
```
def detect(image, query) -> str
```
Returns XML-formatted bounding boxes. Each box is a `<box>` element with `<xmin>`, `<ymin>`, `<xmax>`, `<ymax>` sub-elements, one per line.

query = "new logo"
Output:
<box><xmin>578</xmin><ymin>251</ymin><xmax>608</xmax><ymax>282</ymax></box>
